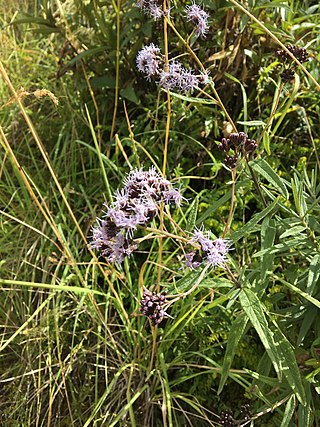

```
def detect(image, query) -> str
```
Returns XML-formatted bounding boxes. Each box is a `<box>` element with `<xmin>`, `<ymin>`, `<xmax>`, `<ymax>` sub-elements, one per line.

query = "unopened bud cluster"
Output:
<box><xmin>219</xmin><ymin>404</ymin><xmax>251</xmax><ymax>426</ymax></box>
<box><xmin>139</xmin><ymin>287</ymin><xmax>168</xmax><ymax>325</ymax></box>
<box><xmin>219</xmin><ymin>411</ymin><xmax>236</xmax><ymax>426</ymax></box>
<box><xmin>280</xmin><ymin>68</ymin><xmax>295</xmax><ymax>82</ymax></box>
<box><xmin>275</xmin><ymin>45</ymin><xmax>309</xmax><ymax>83</ymax></box>
<box><xmin>275</xmin><ymin>45</ymin><xmax>309</xmax><ymax>64</ymax></box>
<box><xmin>218</xmin><ymin>132</ymin><xmax>257</xmax><ymax>169</ymax></box>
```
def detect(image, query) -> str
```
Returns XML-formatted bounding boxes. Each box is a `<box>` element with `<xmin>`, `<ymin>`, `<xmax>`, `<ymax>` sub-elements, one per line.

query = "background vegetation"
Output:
<box><xmin>1</xmin><ymin>0</ymin><xmax>320</xmax><ymax>426</ymax></box>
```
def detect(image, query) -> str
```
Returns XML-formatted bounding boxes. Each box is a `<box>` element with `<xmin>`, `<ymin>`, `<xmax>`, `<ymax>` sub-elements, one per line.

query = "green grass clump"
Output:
<box><xmin>1</xmin><ymin>1</ymin><xmax>320</xmax><ymax>426</ymax></box>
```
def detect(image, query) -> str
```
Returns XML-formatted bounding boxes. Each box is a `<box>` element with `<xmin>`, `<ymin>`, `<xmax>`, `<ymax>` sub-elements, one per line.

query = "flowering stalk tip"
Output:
<box><xmin>185</xmin><ymin>3</ymin><xmax>210</xmax><ymax>37</ymax></box>
<box><xmin>188</xmin><ymin>227</ymin><xmax>231</xmax><ymax>268</ymax></box>
<box><xmin>89</xmin><ymin>167</ymin><xmax>183</xmax><ymax>263</ymax></box>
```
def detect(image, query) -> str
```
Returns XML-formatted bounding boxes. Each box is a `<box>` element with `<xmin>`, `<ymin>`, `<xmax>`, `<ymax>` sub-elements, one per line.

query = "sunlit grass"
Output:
<box><xmin>1</xmin><ymin>1</ymin><xmax>320</xmax><ymax>426</ymax></box>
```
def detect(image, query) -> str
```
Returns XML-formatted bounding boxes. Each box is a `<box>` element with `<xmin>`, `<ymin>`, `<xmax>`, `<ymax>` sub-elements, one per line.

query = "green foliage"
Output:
<box><xmin>1</xmin><ymin>0</ymin><xmax>320</xmax><ymax>426</ymax></box>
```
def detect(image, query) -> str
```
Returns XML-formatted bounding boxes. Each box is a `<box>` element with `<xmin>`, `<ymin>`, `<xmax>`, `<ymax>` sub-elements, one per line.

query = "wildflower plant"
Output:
<box><xmin>90</xmin><ymin>165</ymin><xmax>231</xmax><ymax>323</ymax></box>
<box><xmin>2</xmin><ymin>0</ymin><xmax>320</xmax><ymax>426</ymax></box>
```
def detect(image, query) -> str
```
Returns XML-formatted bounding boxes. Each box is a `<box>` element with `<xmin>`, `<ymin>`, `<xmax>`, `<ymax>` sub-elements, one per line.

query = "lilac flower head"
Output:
<box><xmin>136</xmin><ymin>0</ymin><xmax>163</xmax><ymax>20</ymax></box>
<box><xmin>185</xmin><ymin>3</ymin><xmax>210</xmax><ymax>37</ymax></box>
<box><xmin>123</xmin><ymin>166</ymin><xmax>182</xmax><ymax>206</ymax></box>
<box><xmin>159</xmin><ymin>60</ymin><xmax>200</xmax><ymax>94</ymax></box>
<box><xmin>136</xmin><ymin>44</ymin><xmax>163</xmax><ymax>80</ymax></box>
<box><xmin>89</xmin><ymin>219</ymin><xmax>136</xmax><ymax>264</ymax></box>
<box><xmin>89</xmin><ymin>167</ymin><xmax>184</xmax><ymax>263</ymax></box>
<box><xmin>188</xmin><ymin>226</ymin><xmax>230</xmax><ymax>268</ymax></box>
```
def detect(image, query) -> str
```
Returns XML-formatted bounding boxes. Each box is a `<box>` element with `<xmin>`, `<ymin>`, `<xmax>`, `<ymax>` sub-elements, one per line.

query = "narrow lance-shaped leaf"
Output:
<box><xmin>272</xmin><ymin>327</ymin><xmax>306</xmax><ymax>405</ymax></box>
<box><xmin>306</xmin><ymin>254</ymin><xmax>320</xmax><ymax>295</ymax></box>
<box><xmin>218</xmin><ymin>313</ymin><xmax>248</xmax><ymax>394</ymax></box>
<box><xmin>232</xmin><ymin>198</ymin><xmax>278</xmax><ymax>242</ymax></box>
<box><xmin>166</xmin><ymin>267</ymin><xmax>206</xmax><ymax>294</ymax></box>
<box><xmin>260</xmin><ymin>217</ymin><xmax>276</xmax><ymax>286</ymax></box>
<box><xmin>280</xmin><ymin>395</ymin><xmax>296</xmax><ymax>427</ymax></box>
<box><xmin>239</xmin><ymin>288</ymin><xmax>281</xmax><ymax>375</ymax></box>
<box><xmin>250</xmin><ymin>158</ymin><xmax>289</xmax><ymax>199</ymax></box>
<box><xmin>186</xmin><ymin>195</ymin><xmax>199</xmax><ymax>232</ymax></box>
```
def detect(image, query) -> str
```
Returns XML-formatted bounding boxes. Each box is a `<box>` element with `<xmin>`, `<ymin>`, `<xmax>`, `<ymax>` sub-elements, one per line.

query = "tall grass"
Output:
<box><xmin>1</xmin><ymin>1</ymin><xmax>320</xmax><ymax>426</ymax></box>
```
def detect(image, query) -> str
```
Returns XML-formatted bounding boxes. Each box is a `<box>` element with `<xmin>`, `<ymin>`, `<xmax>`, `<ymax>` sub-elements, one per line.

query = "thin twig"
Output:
<box><xmin>110</xmin><ymin>0</ymin><xmax>121</xmax><ymax>140</ymax></box>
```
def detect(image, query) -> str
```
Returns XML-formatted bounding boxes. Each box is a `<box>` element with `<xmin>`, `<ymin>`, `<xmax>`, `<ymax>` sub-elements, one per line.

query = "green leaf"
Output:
<box><xmin>197</xmin><ymin>185</ymin><xmax>240</xmax><ymax>224</ymax></box>
<box><xmin>166</xmin><ymin>268</ymin><xmax>205</xmax><ymax>294</ymax></box>
<box><xmin>199</xmin><ymin>278</ymin><xmax>234</xmax><ymax>289</ymax></box>
<box><xmin>291</xmin><ymin>174</ymin><xmax>307</xmax><ymax>217</ymax></box>
<box><xmin>272</xmin><ymin>327</ymin><xmax>306</xmax><ymax>405</ymax></box>
<box><xmin>239</xmin><ymin>288</ymin><xmax>281</xmax><ymax>375</ymax></box>
<box><xmin>306</xmin><ymin>254</ymin><xmax>320</xmax><ymax>295</ymax></box>
<box><xmin>280</xmin><ymin>395</ymin><xmax>296</xmax><ymax>427</ymax></box>
<box><xmin>90</xmin><ymin>76</ymin><xmax>116</xmax><ymax>89</ymax></box>
<box><xmin>280</xmin><ymin>225</ymin><xmax>306</xmax><ymax>239</ymax></box>
<box><xmin>237</xmin><ymin>120</ymin><xmax>266</xmax><ymax>126</ymax></box>
<box><xmin>260</xmin><ymin>217</ymin><xmax>276</xmax><ymax>284</ymax></box>
<box><xmin>120</xmin><ymin>85</ymin><xmax>140</xmax><ymax>105</ymax></box>
<box><xmin>271</xmin><ymin>74</ymin><xmax>300</xmax><ymax>137</ymax></box>
<box><xmin>297</xmin><ymin>306</ymin><xmax>318</xmax><ymax>346</ymax></box>
<box><xmin>159</xmin><ymin>351</ymin><xmax>173</xmax><ymax>427</ymax></box>
<box><xmin>253</xmin><ymin>237</ymin><xmax>308</xmax><ymax>257</ymax></box>
<box><xmin>167</xmin><ymin>91</ymin><xmax>218</xmax><ymax>105</ymax></box>
<box><xmin>254</xmin><ymin>1</ymin><xmax>292</xmax><ymax>11</ymax></box>
<box><xmin>0</xmin><ymin>278</ymin><xmax>105</xmax><ymax>296</ymax></box>
<box><xmin>298</xmin><ymin>403</ymin><xmax>312</xmax><ymax>427</ymax></box>
<box><xmin>263</xmin><ymin>132</ymin><xmax>271</xmax><ymax>155</ymax></box>
<box><xmin>250</xmin><ymin>159</ymin><xmax>289</xmax><ymax>199</ymax></box>
<box><xmin>218</xmin><ymin>313</ymin><xmax>248</xmax><ymax>394</ymax></box>
<box><xmin>231</xmin><ymin>198</ymin><xmax>278</xmax><ymax>242</ymax></box>
<box><xmin>186</xmin><ymin>195</ymin><xmax>199</xmax><ymax>232</ymax></box>
<box><xmin>274</xmin><ymin>276</ymin><xmax>320</xmax><ymax>309</ymax></box>
<box><xmin>68</xmin><ymin>46</ymin><xmax>109</xmax><ymax>67</ymax></box>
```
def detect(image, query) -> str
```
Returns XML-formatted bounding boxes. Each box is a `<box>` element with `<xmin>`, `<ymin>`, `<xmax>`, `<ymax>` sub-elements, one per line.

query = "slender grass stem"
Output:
<box><xmin>110</xmin><ymin>0</ymin><xmax>121</xmax><ymax>140</ymax></box>
<box><xmin>257</xmin><ymin>81</ymin><xmax>284</xmax><ymax>147</ymax></box>
<box><xmin>223</xmin><ymin>168</ymin><xmax>237</xmax><ymax>237</ymax></box>
<box><xmin>165</xmin><ymin>16</ymin><xmax>237</xmax><ymax>131</ymax></box>
<box><xmin>0</xmin><ymin>61</ymin><xmax>134</xmax><ymax>335</ymax></box>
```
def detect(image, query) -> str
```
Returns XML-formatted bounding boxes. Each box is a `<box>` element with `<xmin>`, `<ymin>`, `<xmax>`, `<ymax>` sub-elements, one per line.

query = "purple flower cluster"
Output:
<box><xmin>136</xmin><ymin>0</ymin><xmax>163</xmax><ymax>20</ymax></box>
<box><xmin>186</xmin><ymin>227</ymin><xmax>230</xmax><ymax>268</ymax></box>
<box><xmin>139</xmin><ymin>287</ymin><xmax>169</xmax><ymax>325</ymax></box>
<box><xmin>136</xmin><ymin>44</ymin><xmax>162</xmax><ymax>80</ymax></box>
<box><xmin>90</xmin><ymin>219</ymin><xmax>137</xmax><ymax>264</ymax></box>
<box><xmin>160</xmin><ymin>60</ymin><xmax>200</xmax><ymax>93</ymax></box>
<box><xmin>89</xmin><ymin>167</ymin><xmax>183</xmax><ymax>263</ymax></box>
<box><xmin>136</xmin><ymin>45</ymin><xmax>209</xmax><ymax>94</ymax></box>
<box><xmin>185</xmin><ymin>3</ymin><xmax>210</xmax><ymax>37</ymax></box>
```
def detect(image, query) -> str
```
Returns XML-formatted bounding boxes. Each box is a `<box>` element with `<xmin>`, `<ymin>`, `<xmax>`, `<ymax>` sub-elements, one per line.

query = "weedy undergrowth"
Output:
<box><xmin>0</xmin><ymin>1</ymin><xmax>320</xmax><ymax>426</ymax></box>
